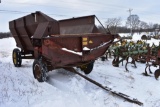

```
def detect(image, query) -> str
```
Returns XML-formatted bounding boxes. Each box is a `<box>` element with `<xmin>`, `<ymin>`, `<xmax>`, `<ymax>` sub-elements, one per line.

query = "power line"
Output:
<box><xmin>0</xmin><ymin>9</ymin><xmax>72</xmax><ymax>17</ymax></box>
<box><xmin>1</xmin><ymin>2</ymin><xmax>129</xmax><ymax>21</ymax></box>
<box><xmin>0</xmin><ymin>9</ymin><xmax>158</xmax><ymax>25</ymax></box>
<box><xmin>4</xmin><ymin>0</ymin><xmax>128</xmax><ymax>9</ymax></box>
<box><xmin>4</xmin><ymin>1</ymin><xmax>128</xmax><ymax>13</ymax></box>
<box><xmin>1</xmin><ymin>1</ymin><xmax>160</xmax><ymax>24</ymax></box>
<box><xmin>0</xmin><ymin>9</ymin><xmax>29</xmax><ymax>13</ymax></box>
<box><xmin>5</xmin><ymin>0</ymin><xmax>160</xmax><ymax>15</ymax></box>
<box><xmin>3</xmin><ymin>0</ymin><xmax>160</xmax><ymax>19</ymax></box>
<box><xmin>0</xmin><ymin>9</ymin><xmax>126</xmax><ymax>21</ymax></box>
<box><xmin>0</xmin><ymin>6</ymin><xmax>158</xmax><ymax>20</ymax></box>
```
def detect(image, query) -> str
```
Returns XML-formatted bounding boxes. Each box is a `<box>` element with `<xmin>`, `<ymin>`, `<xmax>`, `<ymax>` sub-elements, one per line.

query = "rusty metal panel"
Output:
<box><xmin>42</xmin><ymin>45</ymin><xmax>81</xmax><ymax>67</ymax></box>
<box><xmin>42</xmin><ymin>33</ymin><xmax>114</xmax><ymax>66</ymax></box>
<box><xmin>59</xmin><ymin>15</ymin><xmax>100</xmax><ymax>34</ymax></box>
<box><xmin>9</xmin><ymin>21</ymin><xmax>23</xmax><ymax>49</ymax></box>
<box><xmin>50</xmin><ymin>33</ymin><xmax>112</xmax><ymax>52</ymax></box>
<box><xmin>49</xmin><ymin>21</ymin><xmax>60</xmax><ymax>35</ymax></box>
<box><xmin>59</xmin><ymin>15</ymin><xmax>95</xmax><ymax>26</ymax></box>
<box><xmin>23</xmin><ymin>14</ymin><xmax>38</xmax><ymax>36</ymax></box>
<box><xmin>15</xmin><ymin>17</ymin><xmax>34</xmax><ymax>50</ymax></box>
<box><xmin>32</xmin><ymin>22</ymin><xmax>49</xmax><ymax>39</ymax></box>
<box><xmin>9</xmin><ymin>11</ymin><xmax>60</xmax><ymax>50</ymax></box>
<box><xmin>60</xmin><ymin>25</ymin><xmax>94</xmax><ymax>34</ymax></box>
<box><xmin>9</xmin><ymin>11</ymin><xmax>116</xmax><ymax>68</ymax></box>
<box><xmin>36</xmin><ymin>11</ymin><xmax>57</xmax><ymax>22</ymax></box>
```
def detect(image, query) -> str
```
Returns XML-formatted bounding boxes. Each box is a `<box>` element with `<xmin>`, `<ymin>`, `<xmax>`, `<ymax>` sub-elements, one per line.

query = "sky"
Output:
<box><xmin>0</xmin><ymin>0</ymin><xmax>160</xmax><ymax>32</ymax></box>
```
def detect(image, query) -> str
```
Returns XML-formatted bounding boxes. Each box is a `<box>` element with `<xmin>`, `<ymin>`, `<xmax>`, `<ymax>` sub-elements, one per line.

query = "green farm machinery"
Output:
<box><xmin>106</xmin><ymin>39</ymin><xmax>160</xmax><ymax>80</ymax></box>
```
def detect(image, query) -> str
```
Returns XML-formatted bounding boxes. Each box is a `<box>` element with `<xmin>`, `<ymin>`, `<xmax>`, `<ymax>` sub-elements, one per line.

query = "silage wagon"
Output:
<box><xmin>9</xmin><ymin>11</ymin><xmax>117</xmax><ymax>82</ymax></box>
<box><xmin>9</xmin><ymin>11</ymin><xmax>143</xmax><ymax>105</ymax></box>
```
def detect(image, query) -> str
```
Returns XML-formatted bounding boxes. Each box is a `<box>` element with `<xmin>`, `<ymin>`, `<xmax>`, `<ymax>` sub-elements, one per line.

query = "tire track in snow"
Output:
<box><xmin>46</xmin><ymin>69</ymin><xmax>93</xmax><ymax>90</ymax></box>
<box><xmin>46</xmin><ymin>69</ymin><xmax>104</xmax><ymax>97</ymax></box>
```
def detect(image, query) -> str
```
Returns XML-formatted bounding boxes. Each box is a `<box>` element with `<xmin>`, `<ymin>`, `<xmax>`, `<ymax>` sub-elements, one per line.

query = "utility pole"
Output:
<box><xmin>127</xmin><ymin>8</ymin><xmax>133</xmax><ymax>36</ymax></box>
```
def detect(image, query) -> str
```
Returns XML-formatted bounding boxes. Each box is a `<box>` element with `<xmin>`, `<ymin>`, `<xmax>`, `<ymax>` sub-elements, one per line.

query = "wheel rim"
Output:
<box><xmin>13</xmin><ymin>52</ymin><xmax>17</xmax><ymax>65</ymax></box>
<box><xmin>80</xmin><ymin>65</ymin><xmax>87</xmax><ymax>71</ymax></box>
<box><xmin>34</xmin><ymin>64</ymin><xmax>41</xmax><ymax>79</ymax></box>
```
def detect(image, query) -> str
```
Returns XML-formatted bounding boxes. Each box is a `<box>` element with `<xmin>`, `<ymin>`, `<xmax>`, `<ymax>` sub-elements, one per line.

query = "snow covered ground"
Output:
<box><xmin>0</xmin><ymin>34</ymin><xmax>160</xmax><ymax>107</ymax></box>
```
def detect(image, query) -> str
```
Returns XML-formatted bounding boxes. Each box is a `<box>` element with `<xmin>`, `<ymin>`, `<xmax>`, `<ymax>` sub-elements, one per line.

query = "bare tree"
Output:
<box><xmin>105</xmin><ymin>17</ymin><xmax>122</xmax><ymax>33</ymax></box>
<box><xmin>126</xmin><ymin>15</ymin><xmax>140</xmax><ymax>34</ymax></box>
<box><xmin>138</xmin><ymin>21</ymin><xmax>149</xmax><ymax>33</ymax></box>
<box><xmin>139</xmin><ymin>21</ymin><xmax>149</xmax><ymax>29</ymax></box>
<box><xmin>152</xmin><ymin>23</ymin><xmax>160</xmax><ymax>36</ymax></box>
<box><xmin>148</xmin><ymin>22</ymin><xmax>154</xmax><ymax>29</ymax></box>
<box><xmin>0</xmin><ymin>32</ymin><xmax>11</xmax><ymax>39</ymax></box>
<box><xmin>153</xmin><ymin>23</ymin><xmax>159</xmax><ymax>29</ymax></box>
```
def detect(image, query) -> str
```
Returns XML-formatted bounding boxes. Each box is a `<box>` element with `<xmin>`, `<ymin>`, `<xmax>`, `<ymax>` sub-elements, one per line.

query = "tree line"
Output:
<box><xmin>1</xmin><ymin>14</ymin><xmax>160</xmax><ymax>39</ymax></box>
<box><xmin>98</xmin><ymin>14</ymin><xmax>160</xmax><ymax>36</ymax></box>
<box><xmin>0</xmin><ymin>32</ymin><xmax>11</xmax><ymax>39</ymax></box>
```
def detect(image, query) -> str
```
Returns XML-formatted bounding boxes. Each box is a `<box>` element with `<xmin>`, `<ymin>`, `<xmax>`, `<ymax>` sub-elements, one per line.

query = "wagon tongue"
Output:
<box><xmin>65</xmin><ymin>67</ymin><xmax>143</xmax><ymax>106</ymax></box>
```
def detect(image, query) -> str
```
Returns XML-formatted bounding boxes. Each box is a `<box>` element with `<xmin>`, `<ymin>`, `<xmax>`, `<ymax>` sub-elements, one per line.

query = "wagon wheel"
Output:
<box><xmin>33</xmin><ymin>59</ymin><xmax>48</xmax><ymax>82</ymax></box>
<box><xmin>80</xmin><ymin>61</ymin><xmax>94</xmax><ymax>74</ymax></box>
<box><xmin>142</xmin><ymin>64</ymin><xmax>150</xmax><ymax>76</ymax></box>
<box><xmin>12</xmin><ymin>48</ymin><xmax>22</xmax><ymax>67</ymax></box>
<box><xmin>125</xmin><ymin>57</ymin><xmax>129</xmax><ymax>72</ymax></box>
<box><xmin>139</xmin><ymin>55</ymin><xmax>146</xmax><ymax>63</ymax></box>
<box><xmin>112</xmin><ymin>57</ymin><xmax>119</xmax><ymax>67</ymax></box>
<box><xmin>154</xmin><ymin>69</ymin><xmax>160</xmax><ymax>80</ymax></box>
<box><xmin>131</xmin><ymin>58</ymin><xmax>137</xmax><ymax>68</ymax></box>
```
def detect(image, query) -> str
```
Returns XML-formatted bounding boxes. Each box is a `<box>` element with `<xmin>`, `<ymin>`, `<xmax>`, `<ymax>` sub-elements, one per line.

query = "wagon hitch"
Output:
<box><xmin>64</xmin><ymin>67</ymin><xmax>143</xmax><ymax>106</ymax></box>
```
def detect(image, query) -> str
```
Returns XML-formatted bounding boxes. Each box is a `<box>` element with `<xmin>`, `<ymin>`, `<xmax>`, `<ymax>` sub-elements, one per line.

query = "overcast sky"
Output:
<box><xmin>0</xmin><ymin>0</ymin><xmax>160</xmax><ymax>32</ymax></box>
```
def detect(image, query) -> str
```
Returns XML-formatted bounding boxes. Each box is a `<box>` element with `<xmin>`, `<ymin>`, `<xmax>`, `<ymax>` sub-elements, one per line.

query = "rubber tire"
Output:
<box><xmin>33</xmin><ymin>59</ymin><xmax>45</xmax><ymax>82</ymax></box>
<box><xmin>12</xmin><ymin>48</ymin><xmax>22</xmax><ymax>67</ymax></box>
<box><xmin>83</xmin><ymin>61</ymin><xmax>94</xmax><ymax>74</ymax></box>
<box><xmin>154</xmin><ymin>69</ymin><xmax>160</xmax><ymax>80</ymax></box>
<box><xmin>112</xmin><ymin>58</ymin><xmax>119</xmax><ymax>67</ymax></box>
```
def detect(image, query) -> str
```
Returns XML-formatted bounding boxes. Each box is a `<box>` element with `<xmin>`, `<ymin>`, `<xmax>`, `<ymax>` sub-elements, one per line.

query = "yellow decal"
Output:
<box><xmin>89</xmin><ymin>40</ymin><xmax>93</xmax><ymax>44</ymax></box>
<box><xmin>13</xmin><ymin>52</ymin><xmax>17</xmax><ymax>64</ymax></box>
<box><xmin>83</xmin><ymin>38</ymin><xmax>88</xmax><ymax>41</ymax></box>
<box><xmin>83</xmin><ymin>42</ymin><xmax>88</xmax><ymax>45</ymax></box>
